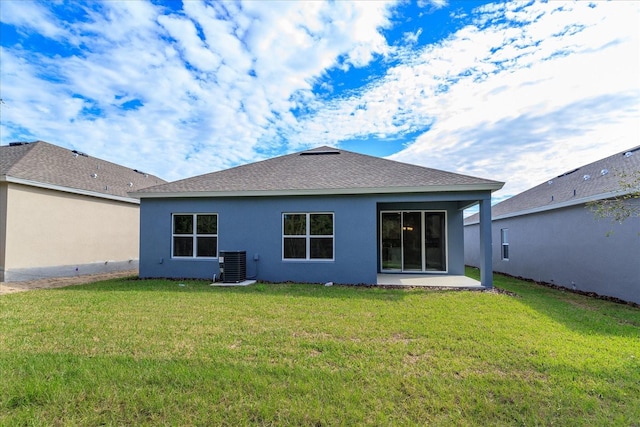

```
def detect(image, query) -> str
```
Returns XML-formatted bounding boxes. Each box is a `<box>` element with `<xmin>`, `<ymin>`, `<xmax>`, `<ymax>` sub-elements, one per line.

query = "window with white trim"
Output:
<box><xmin>501</xmin><ymin>228</ymin><xmax>509</xmax><ymax>260</ymax></box>
<box><xmin>283</xmin><ymin>213</ymin><xmax>334</xmax><ymax>260</ymax></box>
<box><xmin>172</xmin><ymin>214</ymin><xmax>218</xmax><ymax>258</ymax></box>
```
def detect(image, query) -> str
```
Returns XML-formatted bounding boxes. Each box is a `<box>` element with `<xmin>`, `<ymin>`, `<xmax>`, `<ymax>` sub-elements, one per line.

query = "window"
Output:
<box><xmin>172</xmin><ymin>214</ymin><xmax>218</xmax><ymax>258</ymax></box>
<box><xmin>501</xmin><ymin>228</ymin><xmax>509</xmax><ymax>260</ymax></box>
<box><xmin>283</xmin><ymin>213</ymin><xmax>334</xmax><ymax>260</ymax></box>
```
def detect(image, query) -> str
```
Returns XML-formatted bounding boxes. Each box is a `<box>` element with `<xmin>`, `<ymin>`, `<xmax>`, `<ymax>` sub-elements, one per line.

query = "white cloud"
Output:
<box><xmin>0</xmin><ymin>0</ymin><xmax>69</xmax><ymax>40</ymax></box>
<box><xmin>157</xmin><ymin>14</ymin><xmax>223</xmax><ymax>73</ymax></box>
<box><xmin>395</xmin><ymin>1</ymin><xmax>640</xmax><ymax>198</ymax></box>
<box><xmin>290</xmin><ymin>1</ymin><xmax>640</xmax><ymax>199</ymax></box>
<box><xmin>418</xmin><ymin>0</ymin><xmax>448</xmax><ymax>9</ymax></box>
<box><xmin>403</xmin><ymin>28</ymin><xmax>423</xmax><ymax>44</ymax></box>
<box><xmin>1</xmin><ymin>0</ymin><xmax>637</xmax><ymax>202</ymax></box>
<box><xmin>1</xmin><ymin>0</ymin><xmax>398</xmax><ymax>180</ymax></box>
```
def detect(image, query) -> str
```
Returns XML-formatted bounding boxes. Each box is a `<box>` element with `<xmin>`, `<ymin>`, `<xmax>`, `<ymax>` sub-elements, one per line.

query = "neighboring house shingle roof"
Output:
<box><xmin>132</xmin><ymin>146</ymin><xmax>503</xmax><ymax>198</ymax></box>
<box><xmin>1</xmin><ymin>140</ymin><xmax>166</xmax><ymax>202</ymax></box>
<box><xmin>465</xmin><ymin>146</ymin><xmax>640</xmax><ymax>224</ymax></box>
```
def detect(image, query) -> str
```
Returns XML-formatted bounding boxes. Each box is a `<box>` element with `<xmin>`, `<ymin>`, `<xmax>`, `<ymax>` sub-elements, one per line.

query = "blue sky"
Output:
<box><xmin>1</xmin><ymin>0</ymin><xmax>638</xmax><ymax>204</ymax></box>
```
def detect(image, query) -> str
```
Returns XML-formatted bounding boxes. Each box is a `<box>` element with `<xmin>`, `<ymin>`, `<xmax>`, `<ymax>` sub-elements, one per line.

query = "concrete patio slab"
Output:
<box><xmin>377</xmin><ymin>274</ymin><xmax>483</xmax><ymax>288</ymax></box>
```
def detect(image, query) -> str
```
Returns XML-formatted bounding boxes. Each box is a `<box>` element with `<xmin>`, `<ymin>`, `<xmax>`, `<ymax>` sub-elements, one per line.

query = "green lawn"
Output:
<box><xmin>1</xmin><ymin>270</ymin><xmax>639</xmax><ymax>426</ymax></box>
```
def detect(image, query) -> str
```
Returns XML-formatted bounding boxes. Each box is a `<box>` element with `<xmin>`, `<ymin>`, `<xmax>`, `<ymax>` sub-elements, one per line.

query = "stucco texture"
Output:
<box><xmin>139</xmin><ymin>193</ymin><xmax>477</xmax><ymax>285</ymax></box>
<box><xmin>2</xmin><ymin>183</ymin><xmax>139</xmax><ymax>280</ymax></box>
<box><xmin>465</xmin><ymin>203</ymin><xmax>640</xmax><ymax>304</ymax></box>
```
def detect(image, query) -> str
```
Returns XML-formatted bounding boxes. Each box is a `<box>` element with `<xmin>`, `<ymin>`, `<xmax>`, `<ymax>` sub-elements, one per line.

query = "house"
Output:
<box><xmin>132</xmin><ymin>146</ymin><xmax>503</xmax><ymax>286</ymax></box>
<box><xmin>0</xmin><ymin>140</ymin><xmax>166</xmax><ymax>282</ymax></box>
<box><xmin>464</xmin><ymin>146</ymin><xmax>640</xmax><ymax>304</ymax></box>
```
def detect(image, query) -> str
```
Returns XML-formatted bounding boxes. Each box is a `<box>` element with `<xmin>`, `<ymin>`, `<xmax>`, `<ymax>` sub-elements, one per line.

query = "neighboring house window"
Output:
<box><xmin>172</xmin><ymin>214</ymin><xmax>218</xmax><ymax>258</ymax></box>
<box><xmin>501</xmin><ymin>228</ymin><xmax>509</xmax><ymax>260</ymax></box>
<box><xmin>283</xmin><ymin>213</ymin><xmax>334</xmax><ymax>260</ymax></box>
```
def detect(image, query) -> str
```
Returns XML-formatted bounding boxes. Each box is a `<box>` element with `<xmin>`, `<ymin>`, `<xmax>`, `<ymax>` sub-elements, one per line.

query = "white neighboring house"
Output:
<box><xmin>465</xmin><ymin>146</ymin><xmax>640</xmax><ymax>304</ymax></box>
<box><xmin>0</xmin><ymin>140</ymin><xmax>165</xmax><ymax>282</ymax></box>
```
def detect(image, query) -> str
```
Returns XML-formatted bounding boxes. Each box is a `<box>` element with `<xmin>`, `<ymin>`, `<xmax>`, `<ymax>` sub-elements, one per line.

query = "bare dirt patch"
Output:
<box><xmin>0</xmin><ymin>270</ymin><xmax>137</xmax><ymax>295</ymax></box>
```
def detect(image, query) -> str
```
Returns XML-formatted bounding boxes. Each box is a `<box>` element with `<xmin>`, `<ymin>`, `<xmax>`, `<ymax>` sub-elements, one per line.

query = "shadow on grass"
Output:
<box><xmin>52</xmin><ymin>277</ymin><xmax>415</xmax><ymax>302</ymax></box>
<box><xmin>51</xmin><ymin>273</ymin><xmax>640</xmax><ymax>338</ymax></box>
<box><xmin>466</xmin><ymin>267</ymin><xmax>640</xmax><ymax>338</ymax></box>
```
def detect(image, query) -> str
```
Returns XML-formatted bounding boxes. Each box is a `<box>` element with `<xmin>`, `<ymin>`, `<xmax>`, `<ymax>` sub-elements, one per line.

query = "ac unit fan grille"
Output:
<box><xmin>220</xmin><ymin>251</ymin><xmax>246</xmax><ymax>283</ymax></box>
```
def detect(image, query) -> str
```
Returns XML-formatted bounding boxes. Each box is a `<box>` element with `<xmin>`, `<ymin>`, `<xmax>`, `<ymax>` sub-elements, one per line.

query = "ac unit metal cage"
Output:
<box><xmin>219</xmin><ymin>251</ymin><xmax>246</xmax><ymax>283</ymax></box>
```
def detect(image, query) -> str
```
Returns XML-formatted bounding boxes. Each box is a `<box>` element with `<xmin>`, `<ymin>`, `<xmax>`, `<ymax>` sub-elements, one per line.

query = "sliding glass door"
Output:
<box><xmin>381</xmin><ymin>212</ymin><xmax>402</xmax><ymax>270</ymax></box>
<box><xmin>402</xmin><ymin>212</ymin><xmax>423</xmax><ymax>271</ymax></box>
<box><xmin>380</xmin><ymin>211</ymin><xmax>447</xmax><ymax>272</ymax></box>
<box><xmin>425</xmin><ymin>212</ymin><xmax>446</xmax><ymax>271</ymax></box>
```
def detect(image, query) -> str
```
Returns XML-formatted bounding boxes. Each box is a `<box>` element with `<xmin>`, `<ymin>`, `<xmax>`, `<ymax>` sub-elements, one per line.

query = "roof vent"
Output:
<box><xmin>128</xmin><ymin>182</ymin><xmax>134</xmax><ymax>187</ymax></box>
<box><xmin>133</xmin><ymin>169</ymin><xmax>149</xmax><ymax>177</ymax></box>
<box><xmin>72</xmin><ymin>150</ymin><xmax>88</xmax><ymax>157</ymax></box>
<box><xmin>300</xmin><ymin>148</ymin><xmax>341</xmax><ymax>156</ymax></box>
<box><xmin>9</xmin><ymin>142</ymin><xmax>29</xmax><ymax>147</ymax></box>
<box><xmin>583</xmin><ymin>174</ymin><xmax>590</xmax><ymax>181</ymax></box>
<box><xmin>600</xmin><ymin>169</ymin><xmax>608</xmax><ymax>176</ymax></box>
<box><xmin>623</xmin><ymin>146</ymin><xmax>640</xmax><ymax>157</ymax></box>
<box><xmin>91</xmin><ymin>173</ymin><xmax>98</xmax><ymax>178</ymax></box>
<box><xmin>557</xmin><ymin>168</ymin><xmax>579</xmax><ymax>178</ymax></box>
<box><xmin>548</xmin><ymin>180</ymin><xmax>553</xmax><ymax>185</ymax></box>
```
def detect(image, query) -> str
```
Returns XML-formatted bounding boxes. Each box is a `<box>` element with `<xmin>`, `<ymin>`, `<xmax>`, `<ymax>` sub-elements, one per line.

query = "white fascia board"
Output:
<box><xmin>464</xmin><ymin>190</ymin><xmax>625</xmax><ymax>225</ymax></box>
<box><xmin>2</xmin><ymin>175</ymin><xmax>140</xmax><ymax>205</ymax></box>
<box><xmin>131</xmin><ymin>182</ymin><xmax>505</xmax><ymax>199</ymax></box>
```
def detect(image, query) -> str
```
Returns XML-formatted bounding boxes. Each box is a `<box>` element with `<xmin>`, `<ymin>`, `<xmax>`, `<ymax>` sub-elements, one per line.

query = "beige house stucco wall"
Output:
<box><xmin>4</xmin><ymin>182</ymin><xmax>139</xmax><ymax>272</ymax></box>
<box><xmin>0</xmin><ymin>183</ymin><xmax>8</xmax><ymax>281</ymax></box>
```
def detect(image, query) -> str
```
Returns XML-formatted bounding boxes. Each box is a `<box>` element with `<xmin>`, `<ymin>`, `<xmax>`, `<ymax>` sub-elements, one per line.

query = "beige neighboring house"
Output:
<box><xmin>0</xmin><ymin>140</ymin><xmax>165</xmax><ymax>282</ymax></box>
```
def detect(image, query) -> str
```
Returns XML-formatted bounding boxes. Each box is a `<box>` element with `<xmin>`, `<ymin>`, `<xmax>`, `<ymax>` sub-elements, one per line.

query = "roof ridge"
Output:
<box><xmin>1</xmin><ymin>141</ymin><xmax>38</xmax><ymax>176</ymax></box>
<box><xmin>471</xmin><ymin>144</ymin><xmax>640</xmax><ymax>221</ymax></box>
<box><xmin>547</xmin><ymin>144</ymin><xmax>640</xmax><ymax>182</ymax></box>
<box><xmin>133</xmin><ymin>145</ymin><xmax>503</xmax><ymax>197</ymax></box>
<box><xmin>31</xmin><ymin>140</ymin><xmax>157</xmax><ymax>175</ymax></box>
<box><xmin>2</xmin><ymin>139</ymin><xmax>167</xmax><ymax>200</ymax></box>
<box><xmin>338</xmin><ymin>146</ymin><xmax>504</xmax><ymax>184</ymax></box>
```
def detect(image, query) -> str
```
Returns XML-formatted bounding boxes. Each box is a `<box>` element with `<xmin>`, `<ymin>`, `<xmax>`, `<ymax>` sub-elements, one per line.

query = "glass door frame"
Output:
<box><xmin>379</xmin><ymin>210</ymin><xmax>448</xmax><ymax>273</ymax></box>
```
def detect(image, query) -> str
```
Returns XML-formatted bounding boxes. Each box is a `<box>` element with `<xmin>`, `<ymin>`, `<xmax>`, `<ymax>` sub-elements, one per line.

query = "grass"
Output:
<box><xmin>1</xmin><ymin>270</ymin><xmax>639</xmax><ymax>426</ymax></box>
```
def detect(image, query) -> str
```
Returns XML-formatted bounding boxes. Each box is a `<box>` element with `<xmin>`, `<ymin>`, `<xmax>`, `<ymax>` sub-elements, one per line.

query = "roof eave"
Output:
<box><xmin>464</xmin><ymin>190</ymin><xmax>629</xmax><ymax>224</ymax></box>
<box><xmin>2</xmin><ymin>175</ymin><xmax>141</xmax><ymax>204</ymax></box>
<box><xmin>131</xmin><ymin>182</ymin><xmax>505</xmax><ymax>199</ymax></box>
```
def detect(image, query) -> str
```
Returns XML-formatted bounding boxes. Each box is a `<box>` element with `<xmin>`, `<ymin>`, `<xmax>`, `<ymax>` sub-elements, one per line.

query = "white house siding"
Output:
<box><xmin>2</xmin><ymin>182</ymin><xmax>140</xmax><ymax>282</ymax></box>
<box><xmin>464</xmin><ymin>203</ymin><xmax>640</xmax><ymax>304</ymax></box>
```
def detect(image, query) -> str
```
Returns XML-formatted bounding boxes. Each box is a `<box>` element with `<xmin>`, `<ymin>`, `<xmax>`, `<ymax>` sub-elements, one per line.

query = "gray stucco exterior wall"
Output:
<box><xmin>464</xmin><ymin>203</ymin><xmax>640</xmax><ymax>304</ymax></box>
<box><xmin>140</xmin><ymin>191</ymin><xmax>490</xmax><ymax>284</ymax></box>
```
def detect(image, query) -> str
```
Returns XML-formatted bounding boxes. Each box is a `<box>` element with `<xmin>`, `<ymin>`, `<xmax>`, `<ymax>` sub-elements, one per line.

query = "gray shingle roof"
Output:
<box><xmin>465</xmin><ymin>145</ymin><xmax>640</xmax><ymax>224</ymax></box>
<box><xmin>1</xmin><ymin>140</ymin><xmax>166</xmax><ymax>200</ymax></box>
<box><xmin>133</xmin><ymin>146</ymin><xmax>503</xmax><ymax>197</ymax></box>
